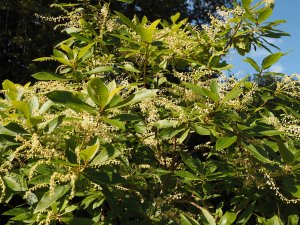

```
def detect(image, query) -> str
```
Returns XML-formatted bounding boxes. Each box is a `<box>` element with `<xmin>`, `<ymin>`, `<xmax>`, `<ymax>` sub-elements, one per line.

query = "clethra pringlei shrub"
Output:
<box><xmin>0</xmin><ymin>0</ymin><xmax>299</xmax><ymax>224</ymax></box>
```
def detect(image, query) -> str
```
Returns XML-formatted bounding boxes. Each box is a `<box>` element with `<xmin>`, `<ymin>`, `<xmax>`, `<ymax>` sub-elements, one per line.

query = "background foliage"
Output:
<box><xmin>0</xmin><ymin>0</ymin><xmax>299</xmax><ymax>224</ymax></box>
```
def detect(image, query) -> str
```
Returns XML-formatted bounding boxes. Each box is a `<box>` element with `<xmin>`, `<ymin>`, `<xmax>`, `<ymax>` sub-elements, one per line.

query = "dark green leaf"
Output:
<box><xmin>277</xmin><ymin>141</ymin><xmax>294</xmax><ymax>164</ymax></box>
<box><xmin>216</xmin><ymin>136</ymin><xmax>237</xmax><ymax>150</ymax></box>
<box><xmin>46</xmin><ymin>91</ymin><xmax>97</xmax><ymax>114</ymax></box>
<box><xmin>32</xmin><ymin>72</ymin><xmax>69</xmax><ymax>81</ymax></box>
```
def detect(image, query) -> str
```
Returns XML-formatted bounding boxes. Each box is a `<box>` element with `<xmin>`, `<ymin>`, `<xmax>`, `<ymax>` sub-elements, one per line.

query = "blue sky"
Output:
<box><xmin>228</xmin><ymin>0</ymin><xmax>300</xmax><ymax>77</ymax></box>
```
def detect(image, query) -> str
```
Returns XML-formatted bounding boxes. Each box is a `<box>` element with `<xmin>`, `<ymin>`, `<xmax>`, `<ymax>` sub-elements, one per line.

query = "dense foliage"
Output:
<box><xmin>0</xmin><ymin>0</ymin><xmax>232</xmax><ymax>82</ymax></box>
<box><xmin>0</xmin><ymin>0</ymin><xmax>299</xmax><ymax>224</ymax></box>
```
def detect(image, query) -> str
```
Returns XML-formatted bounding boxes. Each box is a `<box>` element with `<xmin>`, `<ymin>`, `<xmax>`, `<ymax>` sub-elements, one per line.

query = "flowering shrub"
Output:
<box><xmin>0</xmin><ymin>0</ymin><xmax>299</xmax><ymax>224</ymax></box>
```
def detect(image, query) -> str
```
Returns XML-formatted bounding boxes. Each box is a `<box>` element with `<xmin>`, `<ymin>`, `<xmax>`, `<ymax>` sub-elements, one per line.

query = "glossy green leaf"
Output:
<box><xmin>159</xmin><ymin>127</ymin><xmax>184</xmax><ymax>140</ymax></box>
<box><xmin>32</xmin><ymin>72</ymin><xmax>69</xmax><ymax>81</ymax></box>
<box><xmin>121</xmin><ymin>64</ymin><xmax>141</xmax><ymax>73</ymax></box>
<box><xmin>101</xmin><ymin>117</ymin><xmax>126</xmax><ymax>130</ymax></box>
<box><xmin>91</xmin><ymin>143</ymin><xmax>120</xmax><ymax>165</ymax></box>
<box><xmin>77</xmin><ymin>42</ymin><xmax>95</xmax><ymax>60</ymax></box>
<box><xmin>87</xmin><ymin>77</ymin><xmax>109</xmax><ymax>109</ymax></box>
<box><xmin>235</xmin><ymin>206</ymin><xmax>253</xmax><ymax>225</ymax></box>
<box><xmin>34</xmin><ymin>185</ymin><xmax>70</xmax><ymax>213</ymax></box>
<box><xmin>242</xmin><ymin>0</ymin><xmax>252</xmax><ymax>10</ymax></box>
<box><xmin>11</xmin><ymin>100</ymin><xmax>30</xmax><ymax>118</ymax></box>
<box><xmin>137</xmin><ymin>19</ymin><xmax>160</xmax><ymax>43</ymax></box>
<box><xmin>262</xmin><ymin>52</ymin><xmax>283</xmax><ymax>69</ymax></box>
<box><xmin>266</xmin><ymin>215</ymin><xmax>284</xmax><ymax>225</ymax></box>
<box><xmin>216</xmin><ymin>136</ymin><xmax>237</xmax><ymax>150</ymax></box>
<box><xmin>80</xmin><ymin>139</ymin><xmax>100</xmax><ymax>162</ymax></box>
<box><xmin>175</xmin><ymin>170</ymin><xmax>199</xmax><ymax>181</ymax></box>
<box><xmin>171</xmin><ymin>13</ymin><xmax>181</xmax><ymax>24</ymax></box>
<box><xmin>244</xmin><ymin>57</ymin><xmax>260</xmax><ymax>72</ymax></box>
<box><xmin>112</xmin><ymin>89</ymin><xmax>157</xmax><ymax>109</ymax></box>
<box><xmin>219</xmin><ymin>212</ymin><xmax>237</xmax><ymax>225</ymax></box>
<box><xmin>84</xmin><ymin>66</ymin><xmax>114</xmax><ymax>75</ymax></box>
<box><xmin>46</xmin><ymin>91</ymin><xmax>97</xmax><ymax>114</ymax></box>
<box><xmin>115</xmin><ymin>11</ymin><xmax>137</xmax><ymax>32</ymax></box>
<box><xmin>277</xmin><ymin>141</ymin><xmax>294</xmax><ymax>164</ymax></box>
<box><xmin>44</xmin><ymin>115</ymin><xmax>66</xmax><ymax>133</ymax></box>
<box><xmin>3</xmin><ymin>174</ymin><xmax>27</xmax><ymax>191</ymax></box>
<box><xmin>288</xmin><ymin>215</ymin><xmax>299</xmax><ymax>225</ymax></box>
<box><xmin>83</xmin><ymin>168</ymin><xmax>127</xmax><ymax>185</ymax></box>
<box><xmin>258</xmin><ymin>7</ymin><xmax>273</xmax><ymax>24</ymax></box>
<box><xmin>191</xmin><ymin>125</ymin><xmax>210</xmax><ymax>135</ymax></box>
<box><xmin>200</xmin><ymin>207</ymin><xmax>216</xmax><ymax>225</ymax></box>
<box><xmin>180</xmin><ymin>214</ymin><xmax>200</xmax><ymax>225</ymax></box>
<box><xmin>242</xmin><ymin>142</ymin><xmax>272</xmax><ymax>163</ymax></box>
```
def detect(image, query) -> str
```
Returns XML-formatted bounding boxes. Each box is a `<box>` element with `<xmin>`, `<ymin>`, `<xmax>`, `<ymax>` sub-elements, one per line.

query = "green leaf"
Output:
<box><xmin>235</xmin><ymin>206</ymin><xmax>253</xmax><ymax>225</ymax></box>
<box><xmin>32</xmin><ymin>72</ymin><xmax>69</xmax><ymax>81</ymax></box>
<box><xmin>44</xmin><ymin>115</ymin><xmax>66</xmax><ymax>133</ymax></box>
<box><xmin>80</xmin><ymin>139</ymin><xmax>100</xmax><ymax>162</ymax></box>
<box><xmin>283</xmin><ymin>177</ymin><xmax>300</xmax><ymax>198</ymax></box>
<box><xmin>183</xmin><ymin>82</ymin><xmax>218</xmax><ymax>102</ymax></box>
<box><xmin>266</xmin><ymin>215</ymin><xmax>284</xmax><ymax>225</ymax></box>
<box><xmin>153</xmin><ymin>119</ymin><xmax>178</xmax><ymax>129</ymax></box>
<box><xmin>83</xmin><ymin>168</ymin><xmax>127</xmax><ymax>185</ymax></box>
<box><xmin>262</xmin><ymin>52</ymin><xmax>283</xmax><ymax>69</ymax></box>
<box><xmin>34</xmin><ymin>185</ymin><xmax>70</xmax><ymax>213</ymax></box>
<box><xmin>258</xmin><ymin>7</ymin><xmax>273</xmax><ymax>24</ymax></box>
<box><xmin>242</xmin><ymin>0</ymin><xmax>252</xmax><ymax>10</ymax></box>
<box><xmin>244</xmin><ymin>57</ymin><xmax>261</xmax><ymax>72</ymax></box>
<box><xmin>101</xmin><ymin>117</ymin><xmax>126</xmax><ymax>130</ymax></box>
<box><xmin>87</xmin><ymin>77</ymin><xmax>109</xmax><ymax>109</ymax></box>
<box><xmin>121</xmin><ymin>64</ymin><xmax>141</xmax><ymax>73</ymax></box>
<box><xmin>180</xmin><ymin>214</ymin><xmax>200</xmax><ymax>225</ymax></box>
<box><xmin>219</xmin><ymin>212</ymin><xmax>237</xmax><ymax>225</ymax></box>
<box><xmin>171</xmin><ymin>13</ymin><xmax>181</xmax><ymax>24</ymax></box>
<box><xmin>52</xmin><ymin>56</ymin><xmax>73</xmax><ymax>67</ymax></box>
<box><xmin>0</xmin><ymin>122</ymin><xmax>28</xmax><ymax>136</ymax></box>
<box><xmin>2</xmin><ymin>80</ymin><xmax>25</xmax><ymax>100</ymax></box>
<box><xmin>115</xmin><ymin>11</ymin><xmax>137</xmax><ymax>32</ymax></box>
<box><xmin>200</xmin><ymin>207</ymin><xmax>216</xmax><ymax>225</ymax></box>
<box><xmin>3</xmin><ymin>174</ymin><xmax>27</xmax><ymax>191</ymax></box>
<box><xmin>175</xmin><ymin>170</ymin><xmax>199</xmax><ymax>181</ymax></box>
<box><xmin>79</xmin><ymin>18</ymin><xmax>97</xmax><ymax>36</ymax></box>
<box><xmin>221</xmin><ymin>88</ymin><xmax>243</xmax><ymax>104</ymax></box>
<box><xmin>210</xmin><ymin>80</ymin><xmax>219</xmax><ymax>101</ymax></box>
<box><xmin>259</xmin><ymin>130</ymin><xmax>284</xmax><ymax>136</ymax></box>
<box><xmin>137</xmin><ymin>19</ymin><xmax>160</xmax><ymax>43</ymax></box>
<box><xmin>77</xmin><ymin>42</ymin><xmax>95</xmax><ymax>60</ymax></box>
<box><xmin>288</xmin><ymin>215</ymin><xmax>299</xmax><ymax>225</ymax></box>
<box><xmin>11</xmin><ymin>100</ymin><xmax>30</xmax><ymax>118</ymax></box>
<box><xmin>216</xmin><ymin>136</ymin><xmax>237</xmax><ymax>150</ymax></box>
<box><xmin>46</xmin><ymin>91</ymin><xmax>97</xmax><ymax>114</ymax></box>
<box><xmin>178</xmin><ymin>129</ymin><xmax>190</xmax><ymax>144</ymax></box>
<box><xmin>84</xmin><ymin>66</ymin><xmax>114</xmax><ymax>75</ymax></box>
<box><xmin>159</xmin><ymin>127</ymin><xmax>184</xmax><ymax>140</ymax></box>
<box><xmin>91</xmin><ymin>143</ymin><xmax>120</xmax><ymax>165</ymax></box>
<box><xmin>183</xmin><ymin>82</ymin><xmax>206</xmax><ymax>97</ymax></box>
<box><xmin>242</xmin><ymin>142</ymin><xmax>272</xmax><ymax>163</ymax></box>
<box><xmin>191</xmin><ymin>125</ymin><xmax>210</xmax><ymax>135</ymax></box>
<box><xmin>277</xmin><ymin>141</ymin><xmax>294</xmax><ymax>164</ymax></box>
<box><xmin>113</xmin><ymin>89</ymin><xmax>157</xmax><ymax>109</ymax></box>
